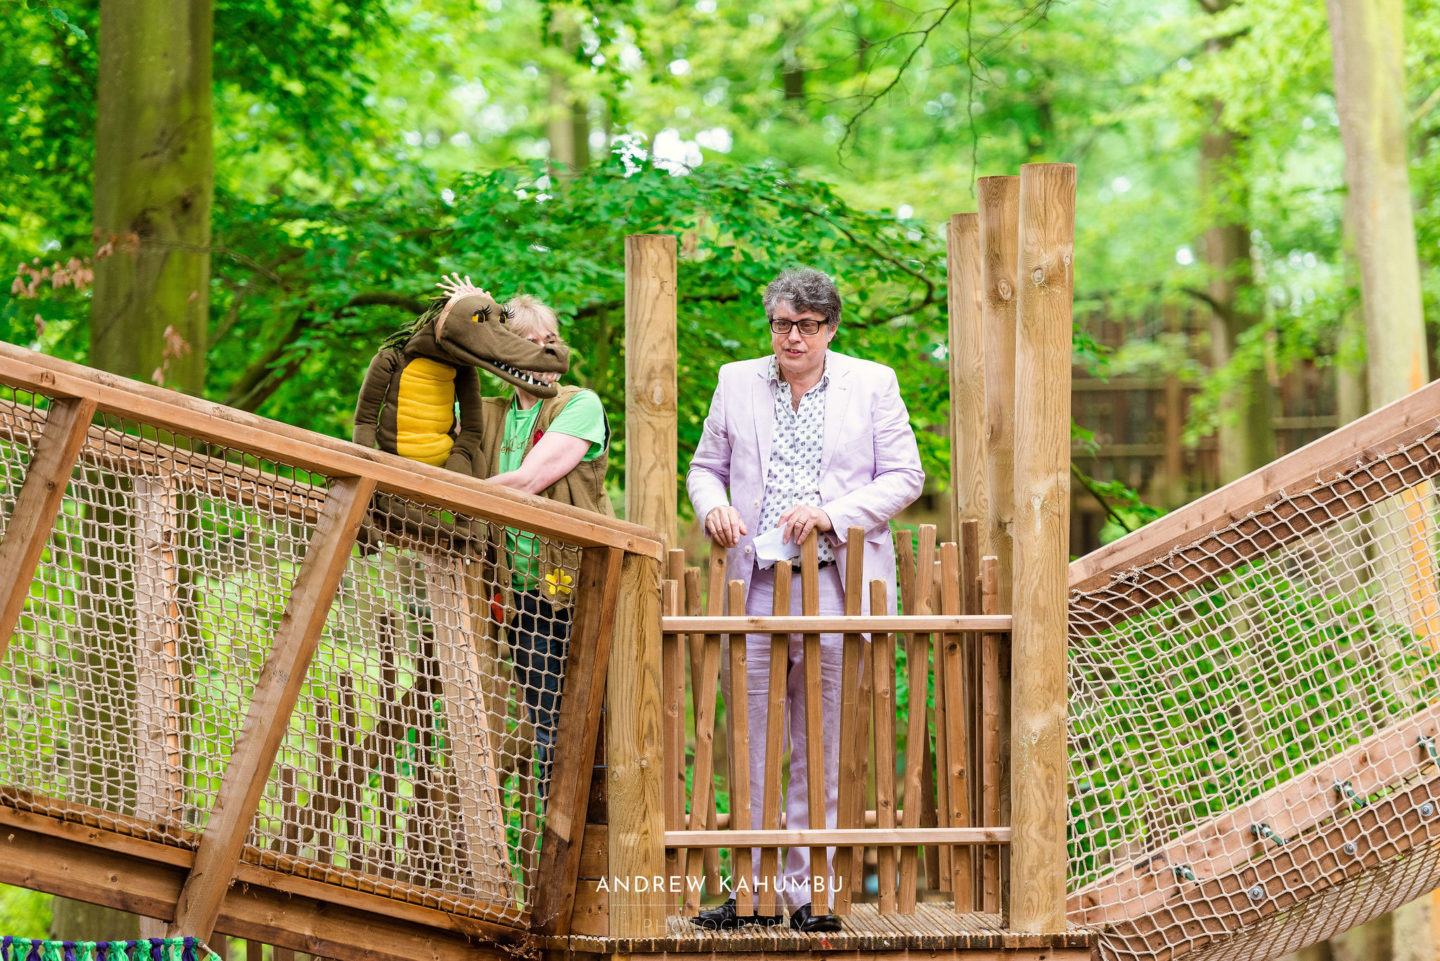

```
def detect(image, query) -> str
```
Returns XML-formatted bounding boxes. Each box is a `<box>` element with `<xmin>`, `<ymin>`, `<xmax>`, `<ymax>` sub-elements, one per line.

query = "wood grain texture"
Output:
<box><xmin>939</xmin><ymin>542</ymin><xmax>972</xmax><ymax>910</ymax></box>
<box><xmin>979</xmin><ymin>176</ymin><xmax>1020</xmax><ymax>615</ymax></box>
<box><xmin>800</xmin><ymin>534</ymin><xmax>827</xmax><ymax>912</ymax></box>
<box><xmin>1008</xmin><ymin>162</ymin><xmax>1075</xmax><ymax>934</ymax></box>
<box><xmin>834</xmin><ymin>527</ymin><xmax>868</xmax><ymax>914</ymax></box>
<box><xmin>948</xmin><ymin>213</ymin><xmax>989</xmax><ymax>550</ymax></box>
<box><xmin>171</xmin><ymin>474</ymin><xmax>376</xmax><ymax>940</ymax></box>
<box><xmin>623</xmin><ymin>234</ymin><xmax>678</xmax><ymax>549</ymax></box>
<box><xmin>870</xmin><ymin>578</ymin><xmax>899</xmax><ymax>914</ymax></box>
<box><xmin>758</xmin><ymin>560</ymin><xmax>792</xmax><ymax>918</ymax></box>
<box><xmin>534</xmin><ymin>546</ymin><xmax>624</xmax><ymax>935</ymax></box>
<box><xmin>725</xmin><ymin>578</ymin><xmax>754</xmax><ymax>915</ymax></box>
<box><xmin>0</xmin><ymin>395</ymin><xmax>96</xmax><ymax>660</ymax></box>
<box><xmin>605</xmin><ymin>550</ymin><xmax>665</xmax><ymax>936</ymax></box>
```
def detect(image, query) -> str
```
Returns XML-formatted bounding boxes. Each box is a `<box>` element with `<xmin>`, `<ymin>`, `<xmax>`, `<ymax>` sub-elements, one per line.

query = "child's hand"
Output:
<box><xmin>437</xmin><ymin>273</ymin><xmax>489</xmax><ymax>299</ymax></box>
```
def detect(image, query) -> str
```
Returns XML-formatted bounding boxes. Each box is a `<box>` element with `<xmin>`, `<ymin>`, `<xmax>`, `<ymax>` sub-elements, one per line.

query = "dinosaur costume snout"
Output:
<box><xmin>439</xmin><ymin>292</ymin><xmax>571</xmax><ymax>398</ymax></box>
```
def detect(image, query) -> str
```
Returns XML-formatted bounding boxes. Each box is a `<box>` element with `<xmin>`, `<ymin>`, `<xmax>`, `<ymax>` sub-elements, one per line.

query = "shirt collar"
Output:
<box><xmin>765</xmin><ymin>353</ymin><xmax>830</xmax><ymax>390</ymax></box>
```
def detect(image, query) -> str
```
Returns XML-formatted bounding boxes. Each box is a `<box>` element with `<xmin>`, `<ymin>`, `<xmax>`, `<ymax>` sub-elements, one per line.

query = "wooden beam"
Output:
<box><xmin>665</xmin><ymin>828</ymin><xmax>1011</xmax><ymax>846</ymax></box>
<box><xmin>623</xmin><ymin>233</ymin><xmax>678</xmax><ymax>549</ymax></box>
<box><xmin>949</xmin><ymin>212</ymin><xmax>988</xmax><ymax>548</ymax></box>
<box><xmin>605</xmin><ymin>550</ymin><xmax>665</xmax><ymax>936</ymax></box>
<box><xmin>0</xmin><ymin>395</ymin><xmax>97</xmax><ymax>659</ymax></box>
<box><xmin>979</xmin><ymin>175</ymin><xmax>1020</xmax><ymax>615</ymax></box>
<box><xmin>664</xmin><ymin>614</ymin><xmax>1011</xmax><ymax>633</ymax></box>
<box><xmin>0</xmin><ymin>343</ymin><xmax>662</xmax><ymax>558</ymax></box>
<box><xmin>132</xmin><ymin>475</ymin><xmax>185</xmax><ymax>829</ymax></box>
<box><xmin>534</xmin><ymin>546</ymin><xmax>624</xmax><ymax>935</ymax></box>
<box><xmin>170</xmin><ymin>474</ymin><xmax>377</xmax><ymax>940</ymax></box>
<box><xmin>1008</xmin><ymin>161</ymin><xmax>1075</xmax><ymax>934</ymax></box>
<box><xmin>1069</xmin><ymin>695</ymin><xmax>1440</xmax><ymax>928</ymax></box>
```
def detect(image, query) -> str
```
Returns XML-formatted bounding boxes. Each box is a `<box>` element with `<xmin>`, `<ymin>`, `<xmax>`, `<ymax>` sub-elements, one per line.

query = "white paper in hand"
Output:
<box><xmin>752</xmin><ymin>525</ymin><xmax>800</xmax><ymax>570</ymax></box>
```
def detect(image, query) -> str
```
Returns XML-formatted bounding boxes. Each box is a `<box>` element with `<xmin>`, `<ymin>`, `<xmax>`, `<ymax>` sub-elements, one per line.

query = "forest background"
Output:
<box><xmin>1</xmin><ymin>0</ymin><xmax>1437</xmax><ymax>957</ymax></box>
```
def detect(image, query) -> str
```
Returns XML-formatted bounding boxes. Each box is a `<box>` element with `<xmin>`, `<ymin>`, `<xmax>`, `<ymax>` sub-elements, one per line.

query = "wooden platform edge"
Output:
<box><xmin>0</xmin><ymin>802</ymin><xmax>525</xmax><ymax>958</ymax></box>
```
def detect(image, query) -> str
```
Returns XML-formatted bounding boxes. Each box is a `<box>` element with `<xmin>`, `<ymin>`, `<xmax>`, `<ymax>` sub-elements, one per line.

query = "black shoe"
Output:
<box><xmin>691</xmin><ymin>898</ymin><xmax>784</xmax><ymax>930</ymax></box>
<box><xmin>789</xmin><ymin>903</ymin><xmax>841</xmax><ymax>933</ymax></box>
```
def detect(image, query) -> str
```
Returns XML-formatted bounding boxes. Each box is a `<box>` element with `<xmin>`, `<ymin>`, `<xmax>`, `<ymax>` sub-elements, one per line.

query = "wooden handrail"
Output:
<box><xmin>666</xmin><ymin>827</ymin><xmax>1011</xmax><ymax>847</ymax></box>
<box><xmin>663</xmin><ymin>614</ymin><xmax>1011</xmax><ymax>633</ymax></box>
<box><xmin>0</xmin><ymin>343</ymin><xmax>663</xmax><ymax>558</ymax></box>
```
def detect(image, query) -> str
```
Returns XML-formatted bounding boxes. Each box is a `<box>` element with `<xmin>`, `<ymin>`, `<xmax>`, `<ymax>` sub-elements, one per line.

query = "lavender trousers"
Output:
<box><xmin>733</xmin><ymin>563</ymin><xmax>854</xmax><ymax>913</ymax></box>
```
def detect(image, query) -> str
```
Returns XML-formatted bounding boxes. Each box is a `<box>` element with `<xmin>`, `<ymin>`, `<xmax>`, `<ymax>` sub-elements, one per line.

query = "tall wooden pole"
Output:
<box><xmin>948</xmin><ymin>214</ymin><xmax>988</xmax><ymax>548</ymax></box>
<box><xmin>979</xmin><ymin>176</ymin><xmax>1019</xmax><ymax>615</ymax></box>
<box><xmin>606</xmin><ymin>550</ymin><xmax>666</xmax><ymax>936</ymax></box>
<box><xmin>1008</xmin><ymin>162</ymin><xmax>1074</xmax><ymax>934</ymax></box>
<box><xmin>624</xmin><ymin>234</ymin><xmax>678</xmax><ymax>548</ymax></box>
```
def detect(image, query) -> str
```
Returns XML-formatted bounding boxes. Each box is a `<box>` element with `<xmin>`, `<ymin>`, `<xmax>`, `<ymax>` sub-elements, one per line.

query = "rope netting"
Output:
<box><xmin>0</xmin><ymin>389</ymin><xmax>581</xmax><ymax>927</ymax></box>
<box><xmin>1069</xmin><ymin>420</ymin><xmax>1440</xmax><ymax>961</ymax></box>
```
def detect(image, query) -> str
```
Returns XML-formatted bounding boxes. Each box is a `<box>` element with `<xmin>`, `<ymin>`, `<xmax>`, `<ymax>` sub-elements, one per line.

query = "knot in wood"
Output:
<box><xmin>996</xmin><ymin>280</ymin><xmax>1013</xmax><ymax>301</ymax></box>
<box><xmin>1031</xmin><ymin>267</ymin><xmax>1045</xmax><ymax>285</ymax></box>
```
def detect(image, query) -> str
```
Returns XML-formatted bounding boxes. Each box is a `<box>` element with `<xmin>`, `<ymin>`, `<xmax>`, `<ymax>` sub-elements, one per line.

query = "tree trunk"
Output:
<box><xmin>1327</xmin><ymin>5</ymin><xmax>1432</xmax><ymax>957</ymax></box>
<box><xmin>1327</xmin><ymin>0</ymin><xmax>1426</xmax><ymax>407</ymax></box>
<box><xmin>1199</xmin><ymin>115</ymin><xmax>1274</xmax><ymax>482</ymax></box>
<box><xmin>90</xmin><ymin>0</ymin><xmax>213</xmax><ymax>394</ymax></box>
<box><xmin>54</xmin><ymin>0</ymin><xmax>214</xmax><ymax>941</ymax></box>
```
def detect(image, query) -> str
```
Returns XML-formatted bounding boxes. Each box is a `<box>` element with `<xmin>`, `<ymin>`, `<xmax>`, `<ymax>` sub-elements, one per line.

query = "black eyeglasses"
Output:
<box><xmin>769</xmin><ymin>317</ymin><xmax>828</xmax><ymax>335</ymax></box>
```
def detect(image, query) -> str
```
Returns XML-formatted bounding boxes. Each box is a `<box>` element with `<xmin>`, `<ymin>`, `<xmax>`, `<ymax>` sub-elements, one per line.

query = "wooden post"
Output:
<box><xmin>1009</xmin><ymin>161</ymin><xmax>1075</xmax><ymax>934</ymax></box>
<box><xmin>606</xmin><ymin>550</ymin><xmax>665</xmax><ymax>937</ymax></box>
<box><xmin>0</xmin><ymin>396</ymin><xmax>96</xmax><ymax>660</ymax></box>
<box><xmin>949</xmin><ymin>213</ymin><xmax>989</xmax><ymax>548</ymax></box>
<box><xmin>133</xmin><ymin>475</ymin><xmax>185</xmax><ymax>829</ymax></box>
<box><xmin>624</xmin><ymin>234</ymin><xmax>678</xmax><ymax>549</ymax></box>
<box><xmin>534</xmin><ymin>546</ymin><xmax>623</xmax><ymax>934</ymax></box>
<box><xmin>979</xmin><ymin>176</ymin><xmax>1020</xmax><ymax>615</ymax></box>
<box><xmin>170</xmin><ymin>474</ymin><xmax>377</xmax><ymax>940</ymax></box>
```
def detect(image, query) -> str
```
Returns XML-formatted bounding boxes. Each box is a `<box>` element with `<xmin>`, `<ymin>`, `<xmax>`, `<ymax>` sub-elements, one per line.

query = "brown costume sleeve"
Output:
<box><xmin>444</xmin><ymin>363</ymin><xmax>487</xmax><ymax>475</ymax></box>
<box><xmin>353</xmin><ymin>347</ymin><xmax>400</xmax><ymax>450</ymax></box>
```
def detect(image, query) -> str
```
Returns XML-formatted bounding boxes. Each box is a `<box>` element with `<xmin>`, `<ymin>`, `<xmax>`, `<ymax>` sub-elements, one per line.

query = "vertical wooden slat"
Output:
<box><xmin>132</xmin><ymin>474</ymin><xmax>185</xmax><ymax>828</ymax></box>
<box><xmin>661</xmin><ymin>577</ymin><xmax>684</xmax><ymax>897</ymax></box>
<box><xmin>624</xmin><ymin>233</ymin><xmax>679</xmax><ymax>549</ymax></box>
<box><xmin>682</xmin><ymin>571</ymin><xmax>724</xmax><ymax>915</ymax></box>
<box><xmin>895</xmin><ymin>530</ymin><xmax>922</xmax><ymax>913</ymax></box>
<box><xmin>979</xmin><ymin>175</ymin><xmax>1020</xmax><ymax>615</ymax></box>
<box><xmin>939</xmin><ymin>542</ymin><xmax>972</xmax><ymax>910</ymax></box>
<box><xmin>949</xmin><ymin>212</ymin><xmax>990</xmax><ymax>550</ymax></box>
<box><xmin>961</xmin><ymin>519</ymin><xmax>983</xmax><ymax>909</ymax></box>
<box><xmin>916</xmin><ymin>527</ymin><xmax>942</xmax><ymax>890</ymax></box>
<box><xmin>245</xmin><ymin>940</ymin><xmax>262</xmax><ymax>961</ymax></box>
<box><xmin>376</xmin><ymin>617</ymin><xmax>401</xmax><ymax>878</ymax></box>
<box><xmin>726</xmin><ymin>578</ymin><xmax>752</xmax><ymax>916</ymax></box>
<box><xmin>980</xmin><ymin>556</ymin><xmax>1004</xmax><ymax>913</ymax></box>
<box><xmin>533</xmin><ymin>546</ymin><xmax>624</xmax><ymax>935</ymax></box>
<box><xmin>338</xmin><ymin>673</ymin><xmax>363</xmax><ymax>872</ymax></box>
<box><xmin>700</xmin><ymin>546</ymin><xmax>725</xmax><ymax>895</ymax></box>
<box><xmin>870</xmin><ymin>578</ymin><xmax>898</xmax><ymax>914</ymax></box>
<box><xmin>833</xmin><ymin>526</ymin><xmax>867</xmax><ymax>914</ymax></box>
<box><xmin>1009</xmin><ymin>161</ymin><xmax>1075</xmax><ymax>933</ymax></box>
<box><xmin>757</xmin><ymin>560</ymin><xmax>791</xmax><ymax>919</ymax></box>
<box><xmin>0</xmin><ymin>395</ymin><xmax>96</xmax><ymax>660</ymax></box>
<box><xmin>422</xmin><ymin>552</ymin><xmax>509</xmax><ymax>897</ymax></box>
<box><xmin>170</xmin><ymin>474</ymin><xmax>375</xmax><ymax>941</ymax></box>
<box><xmin>606</xmin><ymin>550</ymin><xmax>665</xmax><ymax>936</ymax></box>
<box><xmin>799</xmin><ymin>533</ymin><xmax>827</xmax><ymax>913</ymax></box>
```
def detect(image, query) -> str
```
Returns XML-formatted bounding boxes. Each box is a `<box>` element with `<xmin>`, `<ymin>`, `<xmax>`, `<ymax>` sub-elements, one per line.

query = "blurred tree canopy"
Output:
<box><xmin>5</xmin><ymin>0</ymin><xmax>1440</xmax><ymax>510</ymax></box>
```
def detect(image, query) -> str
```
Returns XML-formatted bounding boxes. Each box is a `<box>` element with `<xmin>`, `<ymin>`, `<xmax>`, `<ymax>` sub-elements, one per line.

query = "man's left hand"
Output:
<box><xmin>777</xmin><ymin>504</ymin><xmax>833</xmax><ymax>545</ymax></box>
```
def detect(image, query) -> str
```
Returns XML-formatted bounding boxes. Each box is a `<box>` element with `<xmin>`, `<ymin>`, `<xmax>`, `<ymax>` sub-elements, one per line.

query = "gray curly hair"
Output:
<box><xmin>763</xmin><ymin>267</ymin><xmax>842</xmax><ymax>328</ymax></box>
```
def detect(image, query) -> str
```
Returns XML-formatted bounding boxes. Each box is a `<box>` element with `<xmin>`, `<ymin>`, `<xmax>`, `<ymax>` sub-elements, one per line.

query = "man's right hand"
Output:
<box><xmin>704</xmin><ymin>506</ymin><xmax>748</xmax><ymax>547</ymax></box>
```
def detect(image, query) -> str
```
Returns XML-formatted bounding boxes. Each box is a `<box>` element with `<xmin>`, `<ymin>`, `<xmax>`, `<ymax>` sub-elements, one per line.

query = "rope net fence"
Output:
<box><xmin>1068</xmin><ymin>417</ymin><xmax>1440</xmax><ymax>961</ymax></box>
<box><xmin>0</xmin><ymin>387</ymin><xmax>582</xmax><ymax>928</ymax></box>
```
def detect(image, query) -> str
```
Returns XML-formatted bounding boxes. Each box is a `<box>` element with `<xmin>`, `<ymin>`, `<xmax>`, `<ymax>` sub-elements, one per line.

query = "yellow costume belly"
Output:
<box><xmin>395</xmin><ymin>356</ymin><xmax>456</xmax><ymax>466</ymax></box>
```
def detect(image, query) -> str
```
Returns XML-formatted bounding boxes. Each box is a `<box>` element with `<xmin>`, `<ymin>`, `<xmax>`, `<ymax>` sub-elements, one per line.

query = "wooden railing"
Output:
<box><xmin>655</xmin><ymin>521</ymin><xmax>1012</xmax><ymax>918</ymax></box>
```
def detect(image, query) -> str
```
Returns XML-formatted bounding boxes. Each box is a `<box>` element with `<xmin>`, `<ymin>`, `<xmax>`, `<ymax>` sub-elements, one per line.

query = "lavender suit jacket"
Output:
<box><xmin>686</xmin><ymin>350</ymin><xmax>925</xmax><ymax>614</ymax></box>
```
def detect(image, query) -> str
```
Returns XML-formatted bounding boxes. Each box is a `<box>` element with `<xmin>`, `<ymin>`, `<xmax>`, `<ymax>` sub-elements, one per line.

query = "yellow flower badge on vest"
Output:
<box><xmin>544</xmin><ymin>568</ymin><xmax>573</xmax><ymax>597</ymax></box>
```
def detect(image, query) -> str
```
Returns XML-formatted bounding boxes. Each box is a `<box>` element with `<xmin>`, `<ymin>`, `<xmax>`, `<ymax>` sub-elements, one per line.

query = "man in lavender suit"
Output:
<box><xmin>686</xmin><ymin>267</ymin><xmax>924</xmax><ymax>932</ymax></box>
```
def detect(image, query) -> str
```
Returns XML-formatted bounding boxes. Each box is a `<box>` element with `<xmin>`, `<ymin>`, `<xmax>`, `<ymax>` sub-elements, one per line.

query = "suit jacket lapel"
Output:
<box><xmin>819</xmin><ymin>352</ymin><xmax>850</xmax><ymax>477</ymax></box>
<box><xmin>753</xmin><ymin>365</ymin><xmax>774</xmax><ymax>481</ymax></box>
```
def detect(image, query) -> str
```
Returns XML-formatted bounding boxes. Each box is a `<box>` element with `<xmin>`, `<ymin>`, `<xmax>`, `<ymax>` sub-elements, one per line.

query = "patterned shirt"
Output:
<box><xmin>757</xmin><ymin>355</ymin><xmax>835</xmax><ymax>563</ymax></box>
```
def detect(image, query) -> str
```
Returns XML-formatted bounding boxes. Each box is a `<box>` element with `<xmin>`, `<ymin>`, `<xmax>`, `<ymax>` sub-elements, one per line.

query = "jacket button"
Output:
<box><xmin>753</xmin><ymin>499</ymin><xmax>760</xmax><ymax>507</ymax></box>
<box><xmin>744</xmin><ymin>546</ymin><xmax>752</xmax><ymax>554</ymax></box>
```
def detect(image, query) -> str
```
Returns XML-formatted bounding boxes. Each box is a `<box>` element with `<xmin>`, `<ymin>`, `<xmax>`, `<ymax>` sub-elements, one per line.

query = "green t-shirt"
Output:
<box><xmin>502</xmin><ymin>389</ymin><xmax>608</xmax><ymax>590</ymax></box>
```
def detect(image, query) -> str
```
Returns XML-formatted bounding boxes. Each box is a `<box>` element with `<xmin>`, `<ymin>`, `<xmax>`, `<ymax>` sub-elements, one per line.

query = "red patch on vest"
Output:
<box><xmin>532</xmin><ymin>428</ymin><xmax>545</xmax><ymax>446</ymax></box>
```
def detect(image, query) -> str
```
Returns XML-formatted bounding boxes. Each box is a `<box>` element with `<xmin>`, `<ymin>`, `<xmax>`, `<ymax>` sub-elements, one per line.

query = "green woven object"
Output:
<box><xmin>0</xmin><ymin>938</ymin><xmax>220</xmax><ymax>961</ymax></box>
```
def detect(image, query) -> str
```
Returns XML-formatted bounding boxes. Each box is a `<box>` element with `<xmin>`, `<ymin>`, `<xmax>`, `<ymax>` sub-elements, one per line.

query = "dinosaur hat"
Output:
<box><xmin>438</xmin><ymin>292</ymin><xmax>571</xmax><ymax>397</ymax></box>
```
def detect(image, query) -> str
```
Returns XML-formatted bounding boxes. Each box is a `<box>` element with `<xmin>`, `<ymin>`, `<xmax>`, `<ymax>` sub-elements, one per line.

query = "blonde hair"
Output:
<box><xmin>506</xmin><ymin>294</ymin><xmax>560</xmax><ymax>338</ymax></box>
